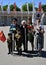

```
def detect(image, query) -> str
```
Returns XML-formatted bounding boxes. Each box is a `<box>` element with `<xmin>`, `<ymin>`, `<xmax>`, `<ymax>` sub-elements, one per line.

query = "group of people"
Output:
<box><xmin>7</xmin><ymin>17</ymin><xmax>44</xmax><ymax>56</ymax></box>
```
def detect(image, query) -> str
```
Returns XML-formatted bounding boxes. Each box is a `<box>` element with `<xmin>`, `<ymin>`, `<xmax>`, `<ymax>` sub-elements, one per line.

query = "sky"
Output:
<box><xmin>0</xmin><ymin>0</ymin><xmax>46</xmax><ymax>8</ymax></box>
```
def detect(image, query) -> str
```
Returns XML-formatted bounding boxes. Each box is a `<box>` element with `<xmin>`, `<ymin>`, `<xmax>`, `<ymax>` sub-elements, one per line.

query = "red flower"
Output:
<box><xmin>27</xmin><ymin>25</ymin><xmax>34</xmax><ymax>29</ymax></box>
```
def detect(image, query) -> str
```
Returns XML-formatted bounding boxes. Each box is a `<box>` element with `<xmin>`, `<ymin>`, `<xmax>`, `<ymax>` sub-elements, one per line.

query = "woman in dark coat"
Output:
<box><xmin>20</xmin><ymin>20</ymin><xmax>28</xmax><ymax>52</ymax></box>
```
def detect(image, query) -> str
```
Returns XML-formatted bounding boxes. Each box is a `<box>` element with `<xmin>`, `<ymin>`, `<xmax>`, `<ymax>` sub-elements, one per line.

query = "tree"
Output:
<box><xmin>10</xmin><ymin>5</ymin><xmax>14</xmax><ymax>11</ymax></box>
<box><xmin>42</xmin><ymin>4</ymin><xmax>46</xmax><ymax>12</ymax></box>
<box><xmin>3</xmin><ymin>5</ymin><xmax>8</xmax><ymax>11</ymax></box>
<box><xmin>0</xmin><ymin>5</ymin><xmax>1</xmax><ymax>11</ymax></box>
<box><xmin>0</xmin><ymin>4</ymin><xmax>20</xmax><ymax>11</ymax></box>
<box><xmin>35</xmin><ymin>7</ymin><xmax>38</xmax><ymax>11</ymax></box>
<box><xmin>29</xmin><ymin>3</ymin><xmax>33</xmax><ymax>11</ymax></box>
<box><xmin>10</xmin><ymin>5</ymin><xmax>20</xmax><ymax>11</ymax></box>
<box><xmin>22</xmin><ymin>3</ymin><xmax>33</xmax><ymax>11</ymax></box>
<box><xmin>22</xmin><ymin>4</ymin><xmax>27</xmax><ymax>11</ymax></box>
<box><xmin>16</xmin><ymin>6</ymin><xmax>20</xmax><ymax>11</ymax></box>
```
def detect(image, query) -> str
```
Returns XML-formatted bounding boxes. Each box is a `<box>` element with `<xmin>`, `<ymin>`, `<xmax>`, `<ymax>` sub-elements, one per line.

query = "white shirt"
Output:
<box><xmin>34</xmin><ymin>23</ymin><xmax>44</xmax><ymax>35</ymax></box>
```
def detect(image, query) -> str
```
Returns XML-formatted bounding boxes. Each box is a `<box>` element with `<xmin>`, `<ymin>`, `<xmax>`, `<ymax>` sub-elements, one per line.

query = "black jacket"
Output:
<box><xmin>20</xmin><ymin>24</ymin><xmax>28</xmax><ymax>39</ymax></box>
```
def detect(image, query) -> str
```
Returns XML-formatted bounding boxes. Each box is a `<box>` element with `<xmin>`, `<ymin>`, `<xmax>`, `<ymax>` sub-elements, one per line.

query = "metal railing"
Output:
<box><xmin>0</xmin><ymin>11</ymin><xmax>46</xmax><ymax>16</ymax></box>
<box><xmin>0</xmin><ymin>11</ymin><xmax>46</xmax><ymax>26</ymax></box>
<box><xmin>0</xmin><ymin>11</ymin><xmax>32</xmax><ymax>16</ymax></box>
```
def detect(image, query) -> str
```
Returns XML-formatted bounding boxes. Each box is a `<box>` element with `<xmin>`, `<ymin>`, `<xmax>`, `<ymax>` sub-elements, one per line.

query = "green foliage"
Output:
<box><xmin>16</xmin><ymin>6</ymin><xmax>20</xmax><ymax>11</ymax></box>
<box><xmin>0</xmin><ymin>5</ymin><xmax>1</xmax><ymax>11</ymax></box>
<box><xmin>0</xmin><ymin>4</ymin><xmax>46</xmax><ymax>12</ymax></box>
<box><xmin>3</xmin><ymin>5</ymin><xmax>8</xmax><ymax>11</ymax></box>
<box><xmin>22</xmin><ymin>3</ymin><xmax>33</xmax><ymax>11</ymax></box>
<box><xmin>22</xmin><ymin>3</ymin><xmax>46</xmax><ymax>12</ymax></box>
<box><xmin>10</xmin><ymin>5</ymin><xmax>20</xmax><ymax>11</ymax></box>
<box><xmin>42</xmin><ymin>4</ymin><xmax>46</xmax><ymax>12</ymax></box>
<box><xmin>0</xmin><ymin>4</ymin><xmax>20</xmax><ymax>11</ymax></box>
<box><xmin>22</xmin><ymin>4</ymin><xmax>27</xmax><ymax>11</ymax></box>
<box><xmin>29</xmin><ymin>3</ymin><xmax>33</xmax><ymax>11</ymax></box>
<box><xmin>10</xmin><ymin>5</ymin><xmax>14</xmax><ymax>11</ymax></box>
<box><xmin>35</xmin><ymin>7</ymin><xmax>38</xmax><ymax>11</ymax></box>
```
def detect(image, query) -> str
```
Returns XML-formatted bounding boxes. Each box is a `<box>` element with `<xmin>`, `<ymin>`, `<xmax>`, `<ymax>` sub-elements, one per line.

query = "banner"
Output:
<box><xmin>13</xmin><ymin>3</ymin><xmax>16</xmax><ymax>11</ymax></box>
<box><xmin>38</xmin><ymin>2</ymin><xmax>42</xmax><ymax>12</ymax></box>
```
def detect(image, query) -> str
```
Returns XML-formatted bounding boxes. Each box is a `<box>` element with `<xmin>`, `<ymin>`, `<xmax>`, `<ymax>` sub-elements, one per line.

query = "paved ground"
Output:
<box><xmin>0</xmin><ymin>26</ymin><xmax>46</xmax><ymax>65</ymax></box>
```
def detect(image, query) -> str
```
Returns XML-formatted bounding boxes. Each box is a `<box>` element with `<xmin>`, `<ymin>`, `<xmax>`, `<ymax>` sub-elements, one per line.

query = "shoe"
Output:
<box><xmin>18</xmin><ymin>52</ymin><xmax>22</xmax><ymax>56</ymax></box>
<box><xmin>11</xmin><ymin>52</ymin><xmax>13</xmax><ymax>55</ymax></box>
<box><xmin>23</xmin><ymin>49</ymin><xmax>27</xmax><ymax>52</ymax></box>
<box><xmin>32</xmin><ymin>50</ymin><xmax>34</xmax><ymax>52</ymax></box>
<box><xmin>17</xmin><ymin>53</ymin><xmax>19</xmax><ymax>55</ymax></box>
<box><xmin>8</xmin><ymin>53</ymin><xmax>11</xmax><ymax>54</ymax></box>
<box><xmin>37</xmin><ymin>52</ymin><xmax>41</xmax><ymax>57</ymax></box>
<box><xmin>13</xmin><ymin>50</ymin><xmax>15</xmax><ymax>51</ymax></box>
